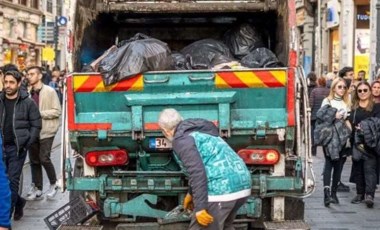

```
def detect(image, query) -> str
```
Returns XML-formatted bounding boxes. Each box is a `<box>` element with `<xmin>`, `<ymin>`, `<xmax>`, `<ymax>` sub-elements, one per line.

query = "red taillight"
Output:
<box><xmin>237</xmin><ymin>149</ymin><xmax>280</xmax><ymax>165</ymax></box>
<box><xmin>85</xmin><ymin>149</ymin><xmax>128</xmax><ymax>167</ymax></box>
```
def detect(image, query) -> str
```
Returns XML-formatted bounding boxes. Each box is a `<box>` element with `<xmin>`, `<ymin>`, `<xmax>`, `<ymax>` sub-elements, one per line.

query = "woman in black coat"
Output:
<box><xmin>349</xmin><ymin>81</ymin><xmax>380</xmax><ymax>208</ymax></box>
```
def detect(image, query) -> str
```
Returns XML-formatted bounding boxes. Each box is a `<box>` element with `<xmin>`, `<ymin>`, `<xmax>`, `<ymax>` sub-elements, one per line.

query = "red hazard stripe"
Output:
<box><xmin>112</xmin><ymin>75</ymin><xmax>141</xmax><ymax>91</ymax></box>
<box><xmin>254</xmin><ymin>71</ymin><xmax>284</xmax><ymax>87</ymax></box>
<box><xmin>67</xmin><ymin>76</ymin><xmax>112</xmax><ymax>131</ymax></box>
<box><xmin>287</xmin><ymin>68</ymin><xmax>295</xmax><ymax>126</ymax></box>
<box><xmin>217</xmin><ymin>72</ymin><xmax>249</xmax><ymax>88</ymax></box>
<box><xmin>76</xmin><ymin>76</ymin><xmax>102</xmax><ymax>92</ymax></box>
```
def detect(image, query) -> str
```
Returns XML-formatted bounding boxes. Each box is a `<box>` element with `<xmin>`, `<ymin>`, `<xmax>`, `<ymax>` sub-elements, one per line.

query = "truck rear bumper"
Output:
<box><xmin>66</xmin><ymin>173</ymin><xmax>303</xmax><ymax>197</ymax></box>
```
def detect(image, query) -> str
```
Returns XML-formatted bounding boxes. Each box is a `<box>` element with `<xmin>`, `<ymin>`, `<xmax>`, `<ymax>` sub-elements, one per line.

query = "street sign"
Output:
<box><xmin>57</xmin><ymin>16</ymin><xmax>68</xmax><ymax>26</ymax></box>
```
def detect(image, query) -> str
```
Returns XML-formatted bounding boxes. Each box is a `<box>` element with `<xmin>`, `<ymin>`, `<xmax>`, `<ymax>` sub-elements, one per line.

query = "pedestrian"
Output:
<box><xmin>348</xmin><ymin>81</ymin><xmax>380</xmax><ymax>208</ymax></box>
<box><xmin>158</xmin><ymin>109</ymin><xmax>251</xmax><ymax>229</ymax></box>
<box><xmin>320</xmin><ymin>78</ymin><xmax>351</xmax><ymax>206</ymax></box>
<box><xmin>0</xmin><ymin>70</ymin><xmax>41</xmax><ymax>220</ymax></box>
<box><xmin>325</xmin><ymin>72</ymin><xmax>336</xmax><ymax>89</ymax></box>
<box><xmin>335</xmin><ymin>67</ymin><xmax>355</xmax><ymax>192</ymax></box>
<box><xmin>357</xmin><ymin>70</ymin><xmax>366</xmax><ymax>81</ymax></box>
<box><xmin>50</xmin><ymin>69</ymin><xmax>62</xmax><ymax>104</ymax></box>
<box><xmin>310</xmin><ymin>77</ymin><xmax>330</xmax><ymax>156</ymax></box>
<box><xmin>0</xmin><ymin>129</ymin><xmax>11</xmax><ymax>230</ymax></box>
<box><xmin>25</xmin><ymin>66</ymin><xmax>61</xmax><ymax>201</ymax></box>
<box><xmin>307</xmin><ymin>72</ymin><xmax>317</xmax><ymax>98</ymax></box>
<box><xmin>371</xmin><ymin>81</ymin><xmax>380</xmax><ymax>103</ymax></box>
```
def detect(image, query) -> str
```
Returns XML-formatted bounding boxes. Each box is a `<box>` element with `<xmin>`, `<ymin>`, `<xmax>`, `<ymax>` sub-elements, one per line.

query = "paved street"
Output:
<box><xmin>304</xmin><ymin>147</ymin><xmax>380</xmax><ymax>230</ymax></box>
<box><xmin>11</xmin><ymin>137</ymin><xmax>380</xmax><ymax>229</ymax></box>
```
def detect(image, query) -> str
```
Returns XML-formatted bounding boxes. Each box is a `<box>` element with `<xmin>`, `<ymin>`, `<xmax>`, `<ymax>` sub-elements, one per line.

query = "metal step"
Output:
<box><xmin>264</xmin><ymin>220</ymin><xmax>310</xmax><ymax>230</ymax></box>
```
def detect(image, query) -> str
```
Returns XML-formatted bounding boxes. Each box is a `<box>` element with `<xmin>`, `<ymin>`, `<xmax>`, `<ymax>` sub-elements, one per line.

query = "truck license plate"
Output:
<box><xmin>149</xmin><ymin>138</ymin><xmax>172</xmax><ymax>149</ymax></box>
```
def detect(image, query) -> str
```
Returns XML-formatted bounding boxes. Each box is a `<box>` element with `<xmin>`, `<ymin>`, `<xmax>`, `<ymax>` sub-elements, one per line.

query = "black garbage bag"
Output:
<box><xmin>171</xmin><ymin>53</ymin><xmax>188</xmax><ymax>70</ymax></box>
<box><xmin>241</xmin><ymin>48</ymin><xmax>283</xmax><ymax>68</ymax></box>
<box><xmin>181</xmin><ymin>39</ymin><xmax>235</xmax><ymax>70</ymax></box>
<box><xmin>99</xmin><ymin>33</ymin><xmax>173</xmax><ymax>85</ymax></box>
<box><xmin>224</xmin><ymin>23</ymin><xmax>264</xmax><ymax>59</ymax></box>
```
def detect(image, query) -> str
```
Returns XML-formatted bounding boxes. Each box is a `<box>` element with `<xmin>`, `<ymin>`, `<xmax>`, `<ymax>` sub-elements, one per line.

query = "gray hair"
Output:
<box><xmin>158</xmin><ymin>108</ymin><xmax>183</xmax><ymax>131</ymax></box>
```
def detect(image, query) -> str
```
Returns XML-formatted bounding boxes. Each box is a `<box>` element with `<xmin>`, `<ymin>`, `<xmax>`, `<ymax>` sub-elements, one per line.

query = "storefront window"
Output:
<box><xmin>31</xmin><ymin>0</ymin><xmax>39</xmax><ymax>9</ymax></box>
<box><xmin>18</xmin><ymin>0</ymin><xmax>27</xmax><ymax>6</ymax></box>
<box><xmin>47</xmin><ymin>0</ymin><xmax>53</xmax><ymax>13</ymax></box>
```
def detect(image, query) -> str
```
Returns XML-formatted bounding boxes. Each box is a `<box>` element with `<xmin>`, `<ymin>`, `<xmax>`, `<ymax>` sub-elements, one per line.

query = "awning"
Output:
<box><xmin>17</xmin><ymin>37</ymin><xmax>45</xmax><ymax>48</ymax></box>
<box><xmin>1</xmin><ymin>37</ymin><xmax>22</xmax><ymax>45</ymax></box>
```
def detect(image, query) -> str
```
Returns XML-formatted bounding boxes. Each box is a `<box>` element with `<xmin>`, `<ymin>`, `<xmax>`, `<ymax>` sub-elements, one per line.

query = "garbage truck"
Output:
<box><xmin>56</xmin><ymin>0</ymin><xmax>315</xmax><ymax>229</ymax></box>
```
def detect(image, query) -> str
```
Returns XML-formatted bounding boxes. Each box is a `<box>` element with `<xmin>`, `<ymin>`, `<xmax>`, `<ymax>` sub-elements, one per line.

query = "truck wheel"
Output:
<box><xmin>69</xmin><ymin>158</ymin><xmax>85</xmax><ymax>201</ymax></box>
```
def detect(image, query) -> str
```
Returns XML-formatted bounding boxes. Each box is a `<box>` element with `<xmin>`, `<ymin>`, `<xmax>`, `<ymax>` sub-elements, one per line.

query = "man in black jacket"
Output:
<box><xmin>0</xmin><ymin>71</ymin><xmax>41</xmax><ymax>221</ymax></box>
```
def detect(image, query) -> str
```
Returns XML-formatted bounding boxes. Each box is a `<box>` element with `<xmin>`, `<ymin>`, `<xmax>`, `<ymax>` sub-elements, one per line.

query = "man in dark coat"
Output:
<box><xmin>0</xmin><ymin>71</ymin><xmax>41</xmax><ymax>221</ymax></box>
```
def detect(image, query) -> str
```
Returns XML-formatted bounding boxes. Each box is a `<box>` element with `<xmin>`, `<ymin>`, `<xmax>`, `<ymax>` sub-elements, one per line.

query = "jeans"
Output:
<box><xmin>29</xmin><ymin>137</ymin><xmax>57</xmax><ymax>190</ymax></box>
<box><xmin>4</xmin><ymin>145</ymin><xmax>27</xmax><ymax>215</ymax></box>
<box><xmin>323</xmin><ymin>147</ymin><xmax>343</xmax><ymax>191</ymax></box>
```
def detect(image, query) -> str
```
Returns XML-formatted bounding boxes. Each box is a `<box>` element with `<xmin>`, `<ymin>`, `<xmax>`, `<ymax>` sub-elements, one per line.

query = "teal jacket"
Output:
<box><xmin>172</xmin><ymin>119</ymin><xmax>251</xmax><ymax>212</ymax></box>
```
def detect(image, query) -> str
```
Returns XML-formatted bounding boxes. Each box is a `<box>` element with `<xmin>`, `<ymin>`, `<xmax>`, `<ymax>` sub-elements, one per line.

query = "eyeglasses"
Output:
<box><xmin>357</xmin><ymin>89</ymin><xmax>369</xmax><ymax>94</ymax></box>
<box><xmin>337</xmin><ymin>85</ymin><xmax>347</xmax><ymax>90</ymax></box>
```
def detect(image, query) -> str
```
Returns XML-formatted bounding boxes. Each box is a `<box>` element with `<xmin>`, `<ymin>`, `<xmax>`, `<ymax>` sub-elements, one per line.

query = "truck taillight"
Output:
<box><xmin>85</xmin><ymin>149</ymin><xmax>128</xmax><ymax>167</ymax></box>
<box><xmin>237</xmin><ymin>149</ymin><xmax>280</xmax><ymax>165</ymax></box>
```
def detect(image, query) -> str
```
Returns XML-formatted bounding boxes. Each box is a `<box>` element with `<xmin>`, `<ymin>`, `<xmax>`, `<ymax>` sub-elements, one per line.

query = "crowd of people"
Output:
<box><xmin>0</xmin><ymin>64</ymin><xmax>62</xmax><ymax>229</ymax></box>
<box><xmin>310</xmin><ymin>67</ymin><xmax>380</xmax><ymax>208</ymax></box>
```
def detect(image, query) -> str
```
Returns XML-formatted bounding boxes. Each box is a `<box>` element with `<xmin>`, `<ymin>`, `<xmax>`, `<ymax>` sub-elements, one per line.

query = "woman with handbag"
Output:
<box><xmin>349</xmin><ymin>81</ymin><xmax>380</xmax><ymax>208</ymax></box>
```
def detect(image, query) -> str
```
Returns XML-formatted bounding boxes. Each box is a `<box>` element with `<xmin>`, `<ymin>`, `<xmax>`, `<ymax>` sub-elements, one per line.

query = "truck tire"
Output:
<box><xmin>69</xmin><ymin>158</ymin><xmax>85</xmax><ymax>201</ymax></box>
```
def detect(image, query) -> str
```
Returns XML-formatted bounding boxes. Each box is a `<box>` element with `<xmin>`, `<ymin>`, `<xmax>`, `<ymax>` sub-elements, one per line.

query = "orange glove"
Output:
<box><xmin>196</xmin><ymin>209</ymin><xmax>214</xmax><ymax>226</ymax></box>
<box><xmin>183</xmin><ymin>193</ymin><xmax>193</xmax><ymax>210</ymax></box>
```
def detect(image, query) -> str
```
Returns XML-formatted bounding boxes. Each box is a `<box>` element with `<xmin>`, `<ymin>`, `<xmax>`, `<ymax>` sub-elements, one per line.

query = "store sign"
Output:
<box><xmin>356</xmin><ymin>5</ymin><xmax>370</xmax><ymax>29</ymax></box>
<box><xmin>354</xmin><ymin>29</ymin><xmax>370</xmax><ymax>79</ymax></box>
<box><xmin>326</xmin><ymin>0</ymin><xmax>340</xmax><ymax>28</ymax></box>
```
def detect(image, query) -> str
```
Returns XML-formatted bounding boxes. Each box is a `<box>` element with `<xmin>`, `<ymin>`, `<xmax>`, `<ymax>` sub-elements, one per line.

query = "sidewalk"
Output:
<box><xmin>305</xmin><ymin>147</ymin><xmax>380</xmax><ymax>229</ymax></box>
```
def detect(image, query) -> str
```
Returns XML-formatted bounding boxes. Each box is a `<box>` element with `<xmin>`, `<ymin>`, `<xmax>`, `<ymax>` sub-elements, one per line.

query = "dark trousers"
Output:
<box><xmin>4</xmin><ymin>145</ymin><xmax>27</xmax><ymax>215</ymax></box>
<box><xmin>352</xmin><ymin>157</ymin><xmax>377</xmax><ymax>197</ymax></box>
<box><xmin>29</xmin><ymin>137</ymin><xmax>57</xmax><ymax>190</ymax></box>
<box><xmin>323</xmin><ymin>148</ymin><xmax>343</xmax><ymax>191</ymax></box>
<box><xmin>188</xmin><ymin>197</ymin><xmax>247</xmax><ymax>230</ymax></box>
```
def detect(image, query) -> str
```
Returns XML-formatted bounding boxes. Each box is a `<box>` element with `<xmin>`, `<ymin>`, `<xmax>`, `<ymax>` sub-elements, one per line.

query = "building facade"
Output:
<box><xmin>316</xmin><ymin>0</ymin><xmax>370</xmax><ymax>79</ymax></box>
<box><xmin>0</xmin><ymin>0</ymin><xmax>44</xmax><ymax>69</ymax></box>
<box><xmin>0</xmin><ymin>0</ymin><xmax>67</xmax><ymax>70</ymax></box>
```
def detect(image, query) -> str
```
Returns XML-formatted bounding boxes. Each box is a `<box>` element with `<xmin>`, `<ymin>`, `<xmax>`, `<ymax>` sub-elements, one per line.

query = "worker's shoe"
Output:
<box><xmin>25</xmin><ymin>187</ymin><xmax>43</xmax><ymax>201</ymax></box>
<box><xmin>46</xmin><ymin>184</ymin><xmax>59</xmax><ymax>200</ymax></box>
<box><xmin>13</xmin><ymin>198</ymin><xmax>26</xmax><ymax>221</ymax></box>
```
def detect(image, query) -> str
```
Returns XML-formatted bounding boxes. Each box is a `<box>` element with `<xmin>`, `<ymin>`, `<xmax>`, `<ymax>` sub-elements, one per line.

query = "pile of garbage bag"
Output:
<box><xmin>92</xmin><ymin>24</ymin><xmax>283</xmax><ymax>85</ymax></box>
<box><xmin>98</xmin><ymin>33</ymin><xmax>173</xmax><ymax>85</ymax></box>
